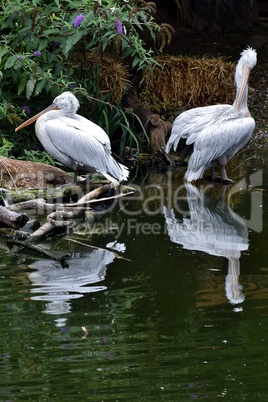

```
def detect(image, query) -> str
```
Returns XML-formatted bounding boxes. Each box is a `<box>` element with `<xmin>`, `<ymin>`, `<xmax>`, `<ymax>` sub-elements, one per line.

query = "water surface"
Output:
<box><xmin>0</xmin><ymin>154</ymin><xmax>267</xmax><ymax>401</ymax></box>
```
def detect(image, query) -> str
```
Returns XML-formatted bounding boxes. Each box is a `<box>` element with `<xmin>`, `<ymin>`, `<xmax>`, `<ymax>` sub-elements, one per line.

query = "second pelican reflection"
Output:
<box><xmin>163</xmin><ymin>183</ymin><xmax>249</xmax><ymax>305</ymax></box>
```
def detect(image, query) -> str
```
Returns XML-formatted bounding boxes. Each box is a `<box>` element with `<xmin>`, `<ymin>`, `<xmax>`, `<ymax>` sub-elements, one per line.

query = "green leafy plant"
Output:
<box><xmin>0</xmin><ymin>138</ymin><xmax>14</xmax><ymax>158</ymax></box>
<box><xmin>19</xmin><ymin>149</ymin><xmax>64</xmax><ymax>166</ymax></box>
<box><xmin>0</xmin><ymin>0</ymin><xmax>167</xmax><ymax>162</ymax></box>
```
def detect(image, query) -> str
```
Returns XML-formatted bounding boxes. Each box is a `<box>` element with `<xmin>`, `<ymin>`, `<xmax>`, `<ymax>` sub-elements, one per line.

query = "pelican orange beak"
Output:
<box><xmin>15</xmin><ymin>104</ymin><xmax>58</xmax><ymax>132</ymax></box>
<box><xmin>235</xmin><ymin>64</ymin><xmax>251</xmax><ymax>112</ymax></box>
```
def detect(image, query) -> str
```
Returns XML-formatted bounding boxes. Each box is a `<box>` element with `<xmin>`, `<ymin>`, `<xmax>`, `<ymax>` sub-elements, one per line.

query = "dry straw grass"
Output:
<box><xmin>139</xmin><ymin>55</ymin><xmax>236</xmax><ymax>113</ymax></box>
<box><xmin>75</xmin><ymin>53</ymin><xmax>130</xmax><ymax>104</ymax></box>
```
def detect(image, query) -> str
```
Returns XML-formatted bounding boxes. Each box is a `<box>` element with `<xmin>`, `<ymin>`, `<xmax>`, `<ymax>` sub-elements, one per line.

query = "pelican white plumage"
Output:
<box><xmin>15</xmin><ymin>92</ymin><xmax>129</xmax><ymax>184</ymax></box>
<box><xmin>165</xmin><ymin>47</ymin><xmax>257</xmax><ymax>183</ymax></box>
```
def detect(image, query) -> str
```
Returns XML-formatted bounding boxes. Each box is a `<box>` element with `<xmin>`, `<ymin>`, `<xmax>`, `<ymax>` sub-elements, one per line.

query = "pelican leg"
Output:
<box><xmin>61</xmin><ymin>170</ymin><xmax>80</xmax><ymax>187</ymax></box>
<box><xmin>72</xmin><ymin>170</ymin><xmax>78</xmax><ymax>184</ymax></box>
<box><xmin>210</xmin><ymin>168</ymin><xmax>222</xmax><ymax>182</ymax></box>
<box><xmin>220</xmin><ymin>165</ymin><xmax>234</xmax><ymax>184</ymax></box>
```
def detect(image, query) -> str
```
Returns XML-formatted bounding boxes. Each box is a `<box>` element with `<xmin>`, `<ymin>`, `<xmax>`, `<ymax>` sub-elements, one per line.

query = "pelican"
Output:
<box><xmin>165</xmin><ymin>47</ymin><xmax>257</xmax><ymax>183</ymax></box>
<box><xmin>15</xmin><ymin>92</ymin><xmax>129</xmax><ymax>185</ymax></box>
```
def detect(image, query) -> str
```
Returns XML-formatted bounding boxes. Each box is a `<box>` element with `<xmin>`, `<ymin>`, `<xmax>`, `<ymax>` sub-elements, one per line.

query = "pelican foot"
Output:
<box><xmin>76</xmin><ymin>177</ymin><xmax>90</xmax><ymax>185</ymax></box>
<box><xmin>60</xmin><ymin>175</ymin><xmax>90</xmax><ymax>187</ymax></box>
<box><xmin>221</xmin><ymin>178</ymin><xmax>235</xmax><ymax>185</ymax></box>
<box><xmin>60</xmin><ymin>182</ymin><xmax>81</xmax><ymax>188</ymax></box>
<box><xmin>220</xmin><ymin>166</ymin><xmax>234</xmax><ymax>185</ymax></box>
<box><xmin>204</xmin><ymin>174</ymin><xmax>223</xmax><ymax>183</ymax></box>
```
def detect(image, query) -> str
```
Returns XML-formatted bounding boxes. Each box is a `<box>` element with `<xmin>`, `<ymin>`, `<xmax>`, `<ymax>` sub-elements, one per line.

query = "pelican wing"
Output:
<box><xmin>186</xmin><ymin>108</ymin><xmax>245</xmax><ymax>146</ymax></box>
<box><xmin>46</xmin><ymin>116</ymin><xmax>110</xmax><ymax>158</ymax></box>
<box><xmin>42</xmin><ymin>115</ymin><xmax>127</xmax><ymax>181</ymax></box>
<box><xmin>73</xmin><ymin>115</ymin><xmax>112</xmax><ymax>152</ymax></box>
<box><xmin>166</xmin><ymin>104</ymin><xmax>232</xmax><ymax>152</ymax></box>
<box><xmin>186</xmin><ymin>116</ymin><xmax>255</xmax><ymax>172</ymax></box>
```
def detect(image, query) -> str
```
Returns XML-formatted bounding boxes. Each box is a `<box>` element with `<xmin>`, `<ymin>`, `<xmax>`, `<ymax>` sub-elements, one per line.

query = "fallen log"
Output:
<box><xmin>7</xmin><ymin>198</ymin><xmax>48</xmax><ymax>212</ymax></box>
<box><xmin>25</xmin><ymin>220</ymin><xmax>71</xmax><ymax>244</ymax></box>
<box><xmin>47</xmin><ymin>209</ymin><xmax>86</xmax><ymax>221</ymax></box>
<box><xmin>0</xmin><ymin>156</ymin><xmax>71</xmax><ymax>190</ymax></box>
<box><xmin>0</xmin><ymin>205</ymin><xmax>28</xmax><ymax>228</ymax></box>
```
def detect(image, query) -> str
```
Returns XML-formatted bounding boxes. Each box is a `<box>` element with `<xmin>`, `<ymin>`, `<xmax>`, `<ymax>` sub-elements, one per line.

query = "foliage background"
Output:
<box><xmin>0</xmin><ymin>0</ymin><xmax>173</xmax><ymax>162</ymax></box>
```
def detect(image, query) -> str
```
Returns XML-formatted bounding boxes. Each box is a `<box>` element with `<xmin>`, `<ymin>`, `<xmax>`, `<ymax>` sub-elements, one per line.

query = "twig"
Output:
<box><xmin>233</xmin><ymin>155</ymin><xmax>256</xmax><ymax>171</ymax></box>
<box><xmin>64</xmin><ymin>190</ymin><xmax>135</xmax><ymax>207</ymax></box>
<box><xmin>66</xmin><ymin>237</ymin><xmax>131</xmax><ymax>261</ymax></box>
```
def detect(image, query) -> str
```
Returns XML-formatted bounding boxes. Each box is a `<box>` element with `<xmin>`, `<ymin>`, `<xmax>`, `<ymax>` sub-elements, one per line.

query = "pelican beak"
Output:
<box><xmin>15</xmin><ymin>104</ymin><xmax>58</xmax><ymax>132</ymax></box>
<box><xmin>235</xmin><ymin>64</ymin><xmax>251</xmax><ymax>111</ymax></box>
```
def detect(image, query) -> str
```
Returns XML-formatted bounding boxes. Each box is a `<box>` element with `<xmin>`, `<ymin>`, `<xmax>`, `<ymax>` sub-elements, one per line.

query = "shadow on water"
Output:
<box><xmin>0</xmin><ymin>154</ymin><xmax>268</xmax><ymax>400</ymax></box>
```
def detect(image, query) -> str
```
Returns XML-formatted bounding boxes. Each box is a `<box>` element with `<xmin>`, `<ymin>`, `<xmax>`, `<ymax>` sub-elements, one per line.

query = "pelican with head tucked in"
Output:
<box><xmin>165</xmin><ymin>47</ymin><xmax>257</xmax><ymax>183</ymax></box>
<box><xmin>15</xmin><ymin>92</ymin><xmax>129</xmax><ymax>185</ymax></box>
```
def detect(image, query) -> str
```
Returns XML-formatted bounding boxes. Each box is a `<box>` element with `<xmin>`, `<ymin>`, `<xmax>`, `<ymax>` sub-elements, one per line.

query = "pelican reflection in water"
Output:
<box><xmin>165</xmin><ymin>47</ymin><xmax>257</xmax><ymax>183</ymax></box>
<box><xmin>163</xmin><ymin>184</ymin><xmax>248</xmax><ymax>305</ymax></box>
<box><xmin>15</xmin><ymin>92</ymin><xmax>129</xmax><ymax>185</ymax></box>
<box><xmin>28</xmin><ymin>247</ymin><xmax>117</xmax><ymax>316</ymax></box>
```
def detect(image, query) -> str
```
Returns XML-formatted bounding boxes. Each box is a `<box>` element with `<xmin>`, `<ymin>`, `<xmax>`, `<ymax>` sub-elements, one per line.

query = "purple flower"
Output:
<box><xmin>17</xmin><ymin>55</ymin><xmax>23</xmax><ymax>61</ymax></box>
<box><xmin>115</xmin><ymin>20</ymin><xmax>123</xmax><ymax>35</ymax></box>
<box><xmin>74</xmin><ymin>14</ymin><xmax>84</xmax><ymax>29</ymax></box>
<box><xmin>33</xmin><ymin>51</ymin><xmax>41</xmax><ymax>56</ymax></box>
<box><xmin>22</xmin><ymin>105</ymin><xmax>31</xmax><ymax>115</ymax></box>
<box><xmin>0</xmin><ymin>353</ymin><xmax>10</xmax><ymax>359</ymax></box>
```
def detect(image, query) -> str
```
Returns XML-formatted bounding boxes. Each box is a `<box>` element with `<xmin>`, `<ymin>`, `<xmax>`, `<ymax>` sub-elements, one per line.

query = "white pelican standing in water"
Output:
<box><xmin>15</xmin><ymin>92</ymin><xmax>129</xmax><ymax>185</ymax></box>
<box><xmin>165</xmin><ymin>47</ymin><xmax>257</xmax><ymax>183</ymax></box>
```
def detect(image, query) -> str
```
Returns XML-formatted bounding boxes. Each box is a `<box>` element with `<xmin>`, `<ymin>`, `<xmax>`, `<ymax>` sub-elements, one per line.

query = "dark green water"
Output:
<box><xmin>0</xmin><ymin>155</ymin><xmax>267</xmax><ymax>401</ymax></box>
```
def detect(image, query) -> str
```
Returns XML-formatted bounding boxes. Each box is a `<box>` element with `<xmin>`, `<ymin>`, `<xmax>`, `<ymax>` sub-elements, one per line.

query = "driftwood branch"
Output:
<box><xmin>7</xmin><ymin>198</ymin><xmax>49</xmax><ymax>212</ymax></box>
<box><xmin>0</xmin><ymin>205</ymin><xmax>29</xmax><ymax>228</ymax></box>
<box><xmin>47</xmin><ymin>209</ymin><xmax>86</xmax><ymax>221</ymax></box>
<box><xmin>7</xmin><ymin>187</ymin><xmax>135</xmax><ymax>211</ymax></box>
<box><xmin>7</xmin><ymin>238</ymin><xmax>70</xmax><ymax>261</ymax></box>
<box><xmin>71</xmin><ymin>182</ymin><xmax>116</xmax><ymax>205</ymax></box>
<box><xmin>3</xmin><ymin>181</ymin><xmax>135</xmax><ymax>260</ymax></box>
<box><xmin>25</xmin><ymin>220</ymin><xmax>71</xmax><ymax>244</ymax></box>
